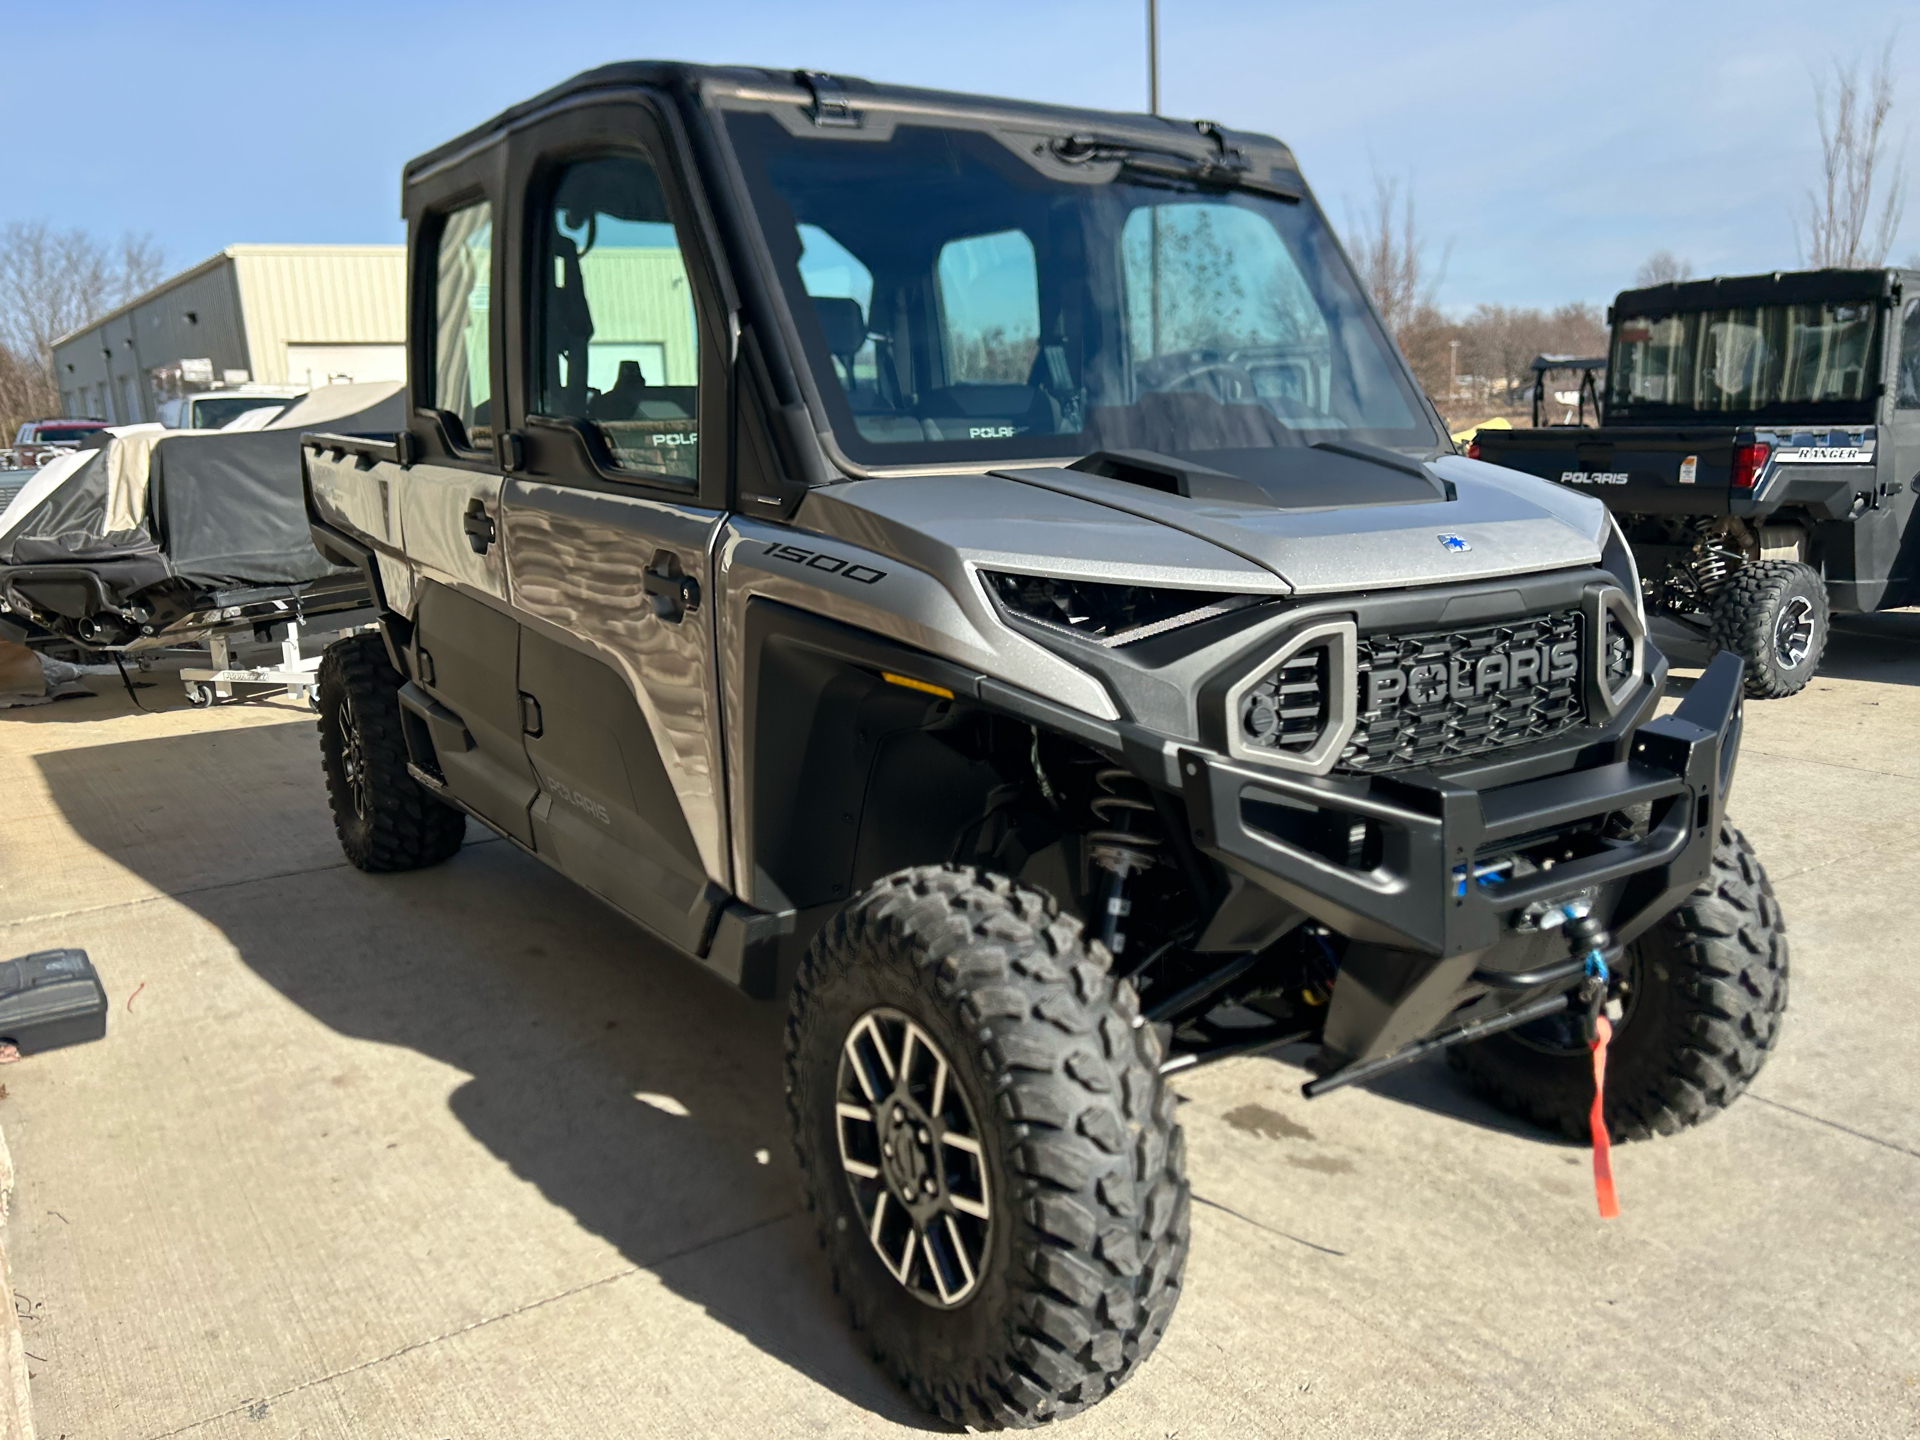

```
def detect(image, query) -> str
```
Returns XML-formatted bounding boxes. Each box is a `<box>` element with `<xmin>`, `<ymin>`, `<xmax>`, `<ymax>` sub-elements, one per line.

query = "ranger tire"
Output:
<box><xmin>785</xmin><ymin>864</ymin><xmax>1188</xmax><ymax>1429</ymax></box>
<box><xmin>316</xmin><ymin>632</ymin><xmax>466</xmax><ymax>873</ymax></box>
<box><xmin>1710</xmin><ymin>560</ymin><xmax>1827</xmax><ymax>698</ymax></box>
<box><xmin>1448</xmin><ymin>822</ymin><xmax>1787</xmax><ymax>1142</ymax></box>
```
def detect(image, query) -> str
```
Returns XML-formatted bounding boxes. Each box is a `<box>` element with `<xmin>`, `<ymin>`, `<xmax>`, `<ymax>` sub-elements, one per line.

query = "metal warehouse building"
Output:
<box><xmin>52</xmin><ymin>245</ymin><xmax>405</xmax><ymax>424</ymax></box>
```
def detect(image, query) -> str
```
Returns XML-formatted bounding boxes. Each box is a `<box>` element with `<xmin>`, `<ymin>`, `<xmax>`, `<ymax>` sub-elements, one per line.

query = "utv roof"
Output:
<box><xmin>403</xmin><ymin>60</ymin><xmax>1296</xmax><ymax>190</ymax></box>
<box><xmin>1613</xmin><ymin>267</ymin><xmax>1904</xmax><ymax>315</ymax></box>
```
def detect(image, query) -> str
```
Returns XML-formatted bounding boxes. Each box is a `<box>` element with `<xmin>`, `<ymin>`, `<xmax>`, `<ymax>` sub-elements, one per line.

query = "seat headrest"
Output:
<box><xmin>811</xmin><ymin>296</ymin><xmax>867</xmax><ymax>360</ymax></box>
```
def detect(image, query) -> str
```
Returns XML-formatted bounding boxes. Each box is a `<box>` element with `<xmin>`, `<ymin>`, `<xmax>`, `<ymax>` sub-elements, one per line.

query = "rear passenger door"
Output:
<box><xmin>496</xmin><ymin>103</ymin><xmax>733</xmax><ymax>954</ymax></box>
<box><xmin>402</xmin><ymin>163</ymin><xmax>543</xmax><ymax>846</ymax></box>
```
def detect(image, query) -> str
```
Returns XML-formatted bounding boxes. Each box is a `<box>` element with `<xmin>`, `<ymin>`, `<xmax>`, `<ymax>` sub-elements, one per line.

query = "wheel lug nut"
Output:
<box><xmin>917</xmin><ymin>1127</ymin><xmax>930</xmax><ymax>1145</ymax></box>
<box><xmin>883</xmin><ymin>1143</ymin><xmax>893</xmax><ymax>1157</ymax></box>
<box><xmin>923</xmin><ymin>1177</ymin><xmax>937</xmax><ymax>1195</ymax></box>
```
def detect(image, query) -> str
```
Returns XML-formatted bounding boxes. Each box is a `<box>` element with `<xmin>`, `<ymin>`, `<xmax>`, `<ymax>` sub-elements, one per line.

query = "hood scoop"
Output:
<box><xmin>1066</xmin><ymin>443</ymin><xmax>1451</xmax><ymax>511</ymax></box>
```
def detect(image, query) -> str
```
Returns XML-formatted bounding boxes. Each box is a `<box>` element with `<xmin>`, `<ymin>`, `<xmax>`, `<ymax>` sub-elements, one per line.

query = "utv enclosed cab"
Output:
<box><xmin>0</xmin><ymin>383</ymin><xmax>398</xmax><ymax>649</ymax></box>
<box><xmin>1529</xmin><ymin>354</ymin><xmax>1605</xmax><ymax>427</ymax></box>
<box><xmin>1473</xmin><ymin>266</ymin><xmax>1920</xmax><ymax>696</ymax></box>
<box><xmin>302</xmin><ymin>64</ymin><xmax>1786</xmax><ymax>1430</ymax></box>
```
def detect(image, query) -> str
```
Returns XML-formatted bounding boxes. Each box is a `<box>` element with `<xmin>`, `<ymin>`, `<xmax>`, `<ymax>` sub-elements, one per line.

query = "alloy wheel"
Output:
<box><xmin>338</xmin><ymin>692</ymin><xmax>371</xmax><ymax>821</ymax></box>
<box><xmin>1773</xmin><ymin>595</ymin><xmax>1816</xmax><ymax>668</ymax></box>
<box><xmin>835</xmin><ymin>1007</ymin><xmax>991</xmax><ymax>1308</ymax></box>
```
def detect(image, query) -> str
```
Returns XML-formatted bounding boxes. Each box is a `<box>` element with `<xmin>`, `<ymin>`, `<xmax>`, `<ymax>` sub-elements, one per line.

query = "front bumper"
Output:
<box><xmin>1179</xmin><ymin>650</ymin><xmax>1746</xmax><ymax>1063</ymax></box>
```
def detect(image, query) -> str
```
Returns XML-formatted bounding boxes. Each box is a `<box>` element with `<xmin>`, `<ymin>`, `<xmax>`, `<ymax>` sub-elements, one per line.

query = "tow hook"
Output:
<box><xmin>1560</xmin><ymin>907</ymin><xmax>1616</xmax><ymax>1044</ymax></box>
<box><xmin>1562</xmin><ymin>904</ymin><xmax>1622</xmax><ymax>1217</ymax></box>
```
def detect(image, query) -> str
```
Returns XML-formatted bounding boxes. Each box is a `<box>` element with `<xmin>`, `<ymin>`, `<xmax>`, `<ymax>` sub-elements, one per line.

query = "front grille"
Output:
<box><xmin>1338</xmin><ymin>611</ymin><xmax>1586</xmax><ymax>774</ymax></box>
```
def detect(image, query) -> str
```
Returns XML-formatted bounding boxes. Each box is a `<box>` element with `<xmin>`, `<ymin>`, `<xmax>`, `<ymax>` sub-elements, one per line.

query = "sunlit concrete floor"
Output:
<box><xmin>1</xmin><ymin>615</ymin><xmax>1914</xmax><ymax>1440</ymax></box>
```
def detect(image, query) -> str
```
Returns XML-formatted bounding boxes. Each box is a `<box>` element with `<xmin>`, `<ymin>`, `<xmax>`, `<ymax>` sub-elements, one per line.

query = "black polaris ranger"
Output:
<box><xmin>302</xmin><ymin>64</ymin><xmax>1787</xmax><ymax>1428</ymax></box>
<box><xmin>1475</xmin><ymin>267</ymin><xmax>1920</xmax><ymax>696</ymax></box>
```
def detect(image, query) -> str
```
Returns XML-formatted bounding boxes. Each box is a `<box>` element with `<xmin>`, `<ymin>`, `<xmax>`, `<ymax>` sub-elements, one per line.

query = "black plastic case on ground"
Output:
<box><xmin>0</xmin><ymin>949</ymin><xmax>107</xmax><ymax>1054</ymax></box>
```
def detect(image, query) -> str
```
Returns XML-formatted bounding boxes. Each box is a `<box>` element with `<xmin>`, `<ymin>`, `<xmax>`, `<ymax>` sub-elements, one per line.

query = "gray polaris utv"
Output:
<box><xmin>1477</xmin><ymin>267</ymin><xmax>1920</xmax><ymax>697</ymax></box>
<box><xmin>302</xmin><ymin>63</ymin><xmax>1788</xmax><ymax>1428</ymax></box>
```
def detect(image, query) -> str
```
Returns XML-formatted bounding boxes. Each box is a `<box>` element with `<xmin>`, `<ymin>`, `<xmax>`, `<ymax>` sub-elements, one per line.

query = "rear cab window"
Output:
<box><xmin>430</xmin><ymin>200</ymin><xmax>495</xmax><ymax>450</ymax></box>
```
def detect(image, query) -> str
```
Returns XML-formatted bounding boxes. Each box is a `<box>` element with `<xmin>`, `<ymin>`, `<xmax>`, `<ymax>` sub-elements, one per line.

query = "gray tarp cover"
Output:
<box><xmin>0</xmin><ymin>383</ymin><xmax>403</xmax><ymax>587</ymax></box>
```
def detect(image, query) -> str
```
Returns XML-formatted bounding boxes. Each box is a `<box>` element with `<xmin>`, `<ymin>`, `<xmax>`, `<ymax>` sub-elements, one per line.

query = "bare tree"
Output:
<box><xmin>1345</xmin><ymin>172</ymin><xmax>1456</xmax><ymax>400</ymax></box>
<box><xmin>1635</xmin><ymin>250</ymin><xmax>1693</xmax><ymax>286</ymax></box>
<box><xmin>1798</xmin><ymin>38</ymin><xmax>1907</xmax><ymax>268</ymax></box>
<box><xmin>1346</xmin><ymin>172</ymin><xmax>1449</xmax><ymax>335</ymax></box>
<box><xmin>0</xmin><ymin>345</ymin><xmax>58</xmax><ymax>439</ymax></box>
<box><xmin>0</xmin><ymin>221</ymin><xmax>165</xmax><ymax>436</ymax></box>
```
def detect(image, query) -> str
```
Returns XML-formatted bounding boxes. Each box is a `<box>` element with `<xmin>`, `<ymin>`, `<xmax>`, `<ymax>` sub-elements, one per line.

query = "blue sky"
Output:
<box><xmin>4</xmin><ymin>0</ymin><xmax>1913</xmax><ymax>312</ymax></box>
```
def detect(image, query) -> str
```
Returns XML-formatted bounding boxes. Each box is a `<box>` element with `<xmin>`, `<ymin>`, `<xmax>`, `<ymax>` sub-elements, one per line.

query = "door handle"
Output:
<box><xmin>643</xmin><ymin>551</ymin><xmax>700</xmax><ymax>622</ymax></box>
<box><xmin>463</xmin><ymin>499</ymin><xmax>496</xmax><ymax>555</ymax></box>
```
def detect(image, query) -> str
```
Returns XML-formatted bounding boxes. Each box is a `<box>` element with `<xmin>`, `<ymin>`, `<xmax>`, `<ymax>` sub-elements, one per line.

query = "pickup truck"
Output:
<box><xmin>299</xmin><ymin>63</ymin><xmax>1785</xmax><ymax>1427</ymax></box>
<box><xmin>1474</xmin><ymin>267</ymin><xmax>1920</xmax><ymax>696</ymax></box>
<box><xmin>6</xmin><ymin>418</ymin><xmax>108</xmax><ymax>469</ymax></box>
<box><xmin>157</xmin><ymin>386</ymin><xmax>307</xmax><ymax>431</ymax></box>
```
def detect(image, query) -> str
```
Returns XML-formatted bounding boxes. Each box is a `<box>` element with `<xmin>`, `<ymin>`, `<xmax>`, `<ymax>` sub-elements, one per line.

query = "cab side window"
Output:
<box><xmin>1898</xmin><ymin>297</ymin><xmax>1920</xmax><ymax>410</ymax></box>
<box><xmin>535</xmin><ymin>154</ymin><xmax>698</xmax><ymax>482</ymax></box>
<box><xmin>430</xmin><ymin>200</ymin><xmax>494</xmax><ymax>449</ymax></box>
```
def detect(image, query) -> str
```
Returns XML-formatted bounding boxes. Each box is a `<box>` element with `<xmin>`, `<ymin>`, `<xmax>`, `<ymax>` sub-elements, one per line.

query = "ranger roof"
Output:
<box><xmin>402</xmin><ymin>60</ymin><xmax>1297</xmax><ymax>193</ymax></box>
<box><xmin>1613</xmin><ymin>266</ymin><xmax>1911</xmax><ymax>316</ymax></box>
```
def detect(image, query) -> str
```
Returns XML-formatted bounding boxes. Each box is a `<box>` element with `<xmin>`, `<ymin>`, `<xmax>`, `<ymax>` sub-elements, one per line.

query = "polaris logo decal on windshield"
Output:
<box><xmin>1560</xmin><ymin>471</ymin><xmax>1630</xmax><ymax>485</ymax></box>
<box><xmin>1775</xmin><ymin>447</ymin><xmax>1870</xmax><ymax>464</ymax></box>
<box><xmin>1437</xmin><ymin>534</ymin><xmax>1472</xmax><ymax>552</ymax></box>
<box><xmin>762</xmin><ymin>541</ymin><xmax>887</xmax><ymax>584</ymax></box>
<box><xmin>1367</xmin><ymin>642</ymin><xmax>1578</xmax><ymax>709</ymax></box>
<box><xmin>968</xmin><ymin>425</ymin><xmax>1021</xmax><ymax>440</ymax></box>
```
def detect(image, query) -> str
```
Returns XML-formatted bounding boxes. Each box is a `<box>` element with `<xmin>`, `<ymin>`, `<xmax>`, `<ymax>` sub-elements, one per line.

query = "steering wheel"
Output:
<box><xmin>1138</xmin><ymin>352</ymin><xmax>1260</xmax><ymax>406</ymax></box>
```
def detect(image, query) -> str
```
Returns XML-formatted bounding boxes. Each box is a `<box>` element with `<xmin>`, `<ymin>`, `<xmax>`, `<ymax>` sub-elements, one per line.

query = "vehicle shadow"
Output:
<box><xmin>33</xmin><ymin>722</ymin><xmax>940</xmax><ymax>1430</ymax></box>
<box><xmin>1247</xmin><ymin>1041</ymin><xmax>1577</xmax><ymax>1144</ymax></box>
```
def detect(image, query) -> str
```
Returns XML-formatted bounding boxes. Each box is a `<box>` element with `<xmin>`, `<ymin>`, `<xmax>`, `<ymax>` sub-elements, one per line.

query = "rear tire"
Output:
<box><xmin>785</xmin><ymin>865</ymin><xmax>1188</xmax><ymax>1428</ymax></box>
<box><xmin>1710</xmin><ymin>560</ymin><xmax>1827</xmax><ymax>698</ymax></box>
<box><xmin>1448</xmin><ymin>822</ymin><xmax>1788</xmax><ymax>1141</ymax></box>
<box><xmin>316</xmin><ymin>632</ymin><xmax>466</xmax><ymax>873</ymax></box>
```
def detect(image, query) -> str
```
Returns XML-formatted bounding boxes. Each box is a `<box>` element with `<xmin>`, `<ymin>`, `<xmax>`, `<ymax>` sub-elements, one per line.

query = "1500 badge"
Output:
<box><xmin>762</xmin><ymin>542</ymin><xmax>887</xmax><ymax>584</ymax></box>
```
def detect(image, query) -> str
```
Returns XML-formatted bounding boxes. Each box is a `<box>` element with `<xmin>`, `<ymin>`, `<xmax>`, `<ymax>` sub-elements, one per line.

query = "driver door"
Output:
<box><xmin>494</xmin><ymin>109</ymin><xmax>733</xmax><ymax>956</ymax></box>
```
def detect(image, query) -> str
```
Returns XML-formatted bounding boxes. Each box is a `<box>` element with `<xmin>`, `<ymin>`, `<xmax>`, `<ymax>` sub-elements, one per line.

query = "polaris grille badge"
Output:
<box><xmin>1438</xmin><ymin>534</ymin><xmax>1471</xmax><ymax>552</ymax></box>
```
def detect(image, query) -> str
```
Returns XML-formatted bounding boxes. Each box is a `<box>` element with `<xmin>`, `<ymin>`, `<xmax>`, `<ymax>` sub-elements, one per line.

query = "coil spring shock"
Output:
<box><xmin>1087</xmin><ymin>767</ymin><xmax>1163</xmax><ymax>963</ymax></box>
<box><xmin>1685</xmin><ymin>521</ymin><xmax>1741</xmax><ymax>601</ymax></box>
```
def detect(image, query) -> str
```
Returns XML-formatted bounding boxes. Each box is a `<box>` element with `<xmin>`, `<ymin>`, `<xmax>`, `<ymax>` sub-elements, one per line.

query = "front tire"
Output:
<box><xmin>1449</xmin><ymin>823</ymin><xmax>1788</xmax><ymax>1141</ymax></box>
<box><xmin>1710</xmin><ymin>560</ymin><xmax>1828</xmax><ymax>698</ymax></box>
<box><xmin>785</xmin><ymin>866</ymin><xmax>1188</xmax><ymax>1428</ymax></box>
<box><xmin>316</xmin><ymin>633</ymin><xmax>466</xmax><ymax>873</ymax></box>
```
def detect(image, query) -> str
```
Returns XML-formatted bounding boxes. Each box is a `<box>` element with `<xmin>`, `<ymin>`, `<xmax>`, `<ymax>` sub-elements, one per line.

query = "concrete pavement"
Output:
<box><xmin>0</xmin><ymin>620</ymin><xmax>1914</xmax><ymax>1439</ymax></box>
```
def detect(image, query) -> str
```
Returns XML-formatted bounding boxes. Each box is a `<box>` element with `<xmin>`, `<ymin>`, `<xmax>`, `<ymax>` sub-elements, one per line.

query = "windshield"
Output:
<box><xmin>1608</xmin><ymin>301</ymin><xmax>1882</xmax><ymax>419</ymax></box>
<box><xmin>29</xmin><ymin>425</ymin><xmax>100</xmax><ymax>443</ymax></box>
<box><xmin>722</xmin><ymin>111</ymin><xmax>1439</xmax><ymax>470</ymax></box>
<box><xmin>189</xmin><ymin>395</ymin><xmax>293</xmax><ymax>429</ymax></box>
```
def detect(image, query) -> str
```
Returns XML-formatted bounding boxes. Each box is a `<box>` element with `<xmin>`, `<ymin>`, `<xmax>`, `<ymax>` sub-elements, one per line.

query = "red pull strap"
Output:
<box><xmin>1589</xmin><ymin>1013</ymin><xmax>1620</xmax><ymax>1218</ymax></box>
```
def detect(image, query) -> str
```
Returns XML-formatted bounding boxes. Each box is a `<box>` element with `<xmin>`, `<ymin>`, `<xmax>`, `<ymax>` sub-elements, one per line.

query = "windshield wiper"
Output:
<box><xmin>1046</xmin><ymin>126</ymin><xmax>1302</xmax><ymax>202</ymax></box>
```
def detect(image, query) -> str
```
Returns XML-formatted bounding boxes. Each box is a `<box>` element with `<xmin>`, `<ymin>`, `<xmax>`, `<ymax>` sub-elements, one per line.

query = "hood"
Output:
<box><xmin>798</xmin><ymin>452</ymin><xmax>1608</xmax><ymax>608</ymax></box>
<box><xmin>802</xmin><ymin>450</ymin><xmax>1607</xmax><ymax>598</ymax></box>
<box><xmin>989</xmin><ymin>452</ymin><xmax>1606</xmax><ymax>594</ymax></box>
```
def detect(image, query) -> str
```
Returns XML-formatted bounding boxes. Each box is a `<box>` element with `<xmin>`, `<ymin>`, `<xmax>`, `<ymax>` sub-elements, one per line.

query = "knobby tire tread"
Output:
<box><xmin>317</xmin><ymin>632</ymin><xmax>466</xmax><ymax>873</ymax></box>
<box><xmin>1709</xmin><ymin>560</ymin><xmax>1827</xmax><ymax>699</ymax></box>
<box><xmin>785</xmin><ymin>864</ymin><xmax>1189</xmax><ymax>1429</ymax></box>
<box><xmin>1449</xmin><ymin>822</ymin><xmax>1788</xmax><ymax>1142</ymax></box>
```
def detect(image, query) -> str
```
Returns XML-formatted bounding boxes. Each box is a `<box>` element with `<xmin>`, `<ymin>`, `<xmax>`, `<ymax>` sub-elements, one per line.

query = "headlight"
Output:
<box><xmin>982</xmin><ymin>571</ymin><xmax>1255</xmax><ymax>647</ymax></box>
